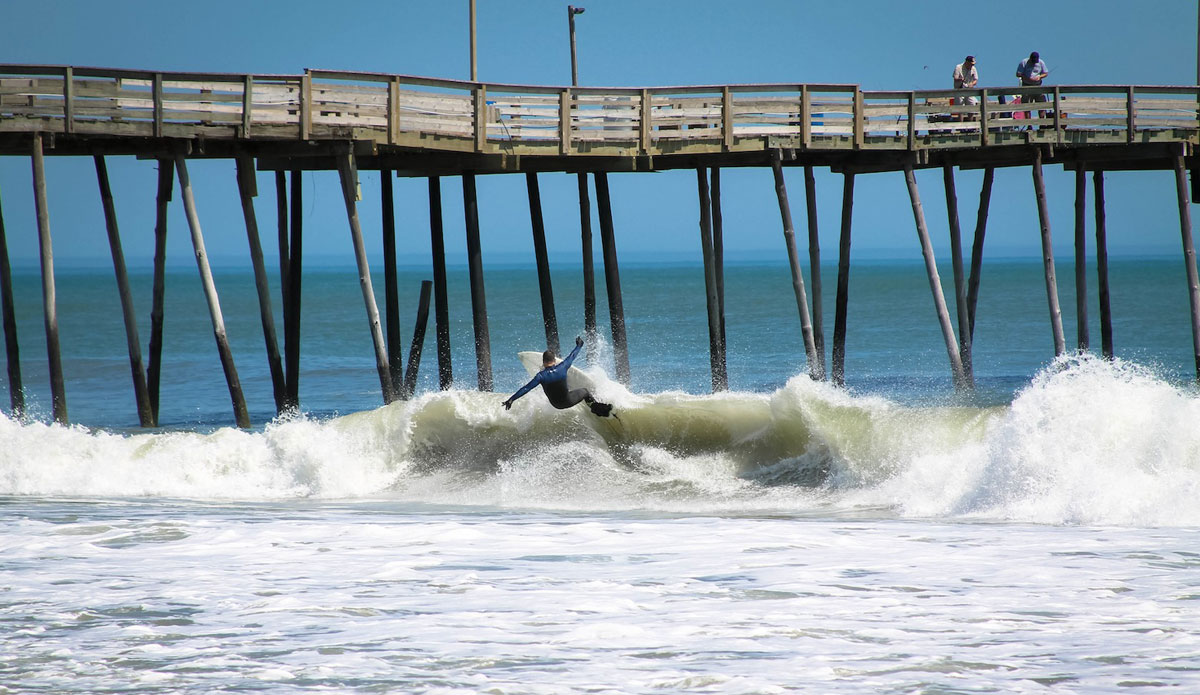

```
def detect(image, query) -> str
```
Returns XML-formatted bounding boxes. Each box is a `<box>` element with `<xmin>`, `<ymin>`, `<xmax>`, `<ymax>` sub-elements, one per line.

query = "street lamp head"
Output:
<box><xmin>570</xmin><ymin>5</ymin><xmax>585</xmax><ymax>14</ymax></box>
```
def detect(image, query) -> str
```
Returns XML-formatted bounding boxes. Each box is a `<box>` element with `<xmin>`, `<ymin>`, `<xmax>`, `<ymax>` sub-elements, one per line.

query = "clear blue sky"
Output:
<box><xmin>0</xmin><ymin>0</ymin><xmax>1196</xmax><ymax>269</ymax></box>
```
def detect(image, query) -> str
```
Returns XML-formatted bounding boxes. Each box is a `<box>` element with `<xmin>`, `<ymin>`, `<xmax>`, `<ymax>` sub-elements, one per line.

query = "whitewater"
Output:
<box><xmin>4</xmin><ymin>355</ymin><xmax>1200</xmax><ymax>692</ymax></box>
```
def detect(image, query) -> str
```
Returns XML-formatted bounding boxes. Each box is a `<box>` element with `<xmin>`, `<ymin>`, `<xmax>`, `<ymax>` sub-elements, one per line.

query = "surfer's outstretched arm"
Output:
<box><xmin>503</xmin><ymin>374</ymin><xmax>542</xmax><ymax>410</ymax></box>
<box><xmin>561</xmin><ymin>335</ymin><xmax>584</xmax><ymax>369</ymax></box>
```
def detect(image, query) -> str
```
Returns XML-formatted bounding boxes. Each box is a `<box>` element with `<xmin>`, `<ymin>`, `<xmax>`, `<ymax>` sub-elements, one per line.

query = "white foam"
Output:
<box><xmin>3</xmin><ymin>356</ymin><xmax>1200</xmax><ymax>525</ymax></box>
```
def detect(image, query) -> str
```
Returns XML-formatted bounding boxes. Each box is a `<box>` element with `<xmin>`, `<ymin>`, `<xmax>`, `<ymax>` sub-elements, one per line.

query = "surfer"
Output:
<box><xmin>503</xmin><ymin>335</ymin><xmax>615</xmax><ymax>417</ymax></box>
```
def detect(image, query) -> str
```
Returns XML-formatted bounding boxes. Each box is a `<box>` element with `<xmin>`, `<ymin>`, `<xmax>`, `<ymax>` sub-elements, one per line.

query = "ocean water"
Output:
<box><xmin>3</xmin><ymin>257</ymin><xmax>1200</xmax><ymax>692</ymax></box>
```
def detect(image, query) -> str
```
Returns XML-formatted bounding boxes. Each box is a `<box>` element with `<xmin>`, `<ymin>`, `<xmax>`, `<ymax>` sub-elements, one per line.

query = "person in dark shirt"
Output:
<box><xmin>503</xmin><ymin>335</ymin><xmax>614</xmax><ymax>417</ymax></box>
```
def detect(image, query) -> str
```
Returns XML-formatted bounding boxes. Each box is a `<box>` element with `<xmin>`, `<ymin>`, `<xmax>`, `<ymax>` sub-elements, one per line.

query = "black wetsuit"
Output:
<box><xmin>506</xmin><ymin>343</ymin><xmax>612</xmax><ymax>416</ymax></box>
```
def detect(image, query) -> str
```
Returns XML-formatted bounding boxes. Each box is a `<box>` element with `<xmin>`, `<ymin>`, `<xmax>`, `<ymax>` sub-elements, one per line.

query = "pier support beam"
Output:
<box><xmin>942</xmin><ymin>165</ymin><xmax>974</xmax><ymax>386</ymax></box>
<box><xmin>1032</xmin><ymin>148</ymin><xmax>1067</xmax><ymax>357</ymax></box>
<box><xmin>966</xmin><ymin>168</ymin><xmax>994</xmax><ymax>340</ymax></box>
<box><xmin>429</xmin><ymin>177</ymin><xmax>452</xmax><ymax>389</ymax></box>
<box><xmin>1074</xmin><ymin>168</ymin><xmax>1090</xmax><ymax>351</ymax></box>
<box><xmin>710</xmin><ymin>167</ymin><xmax>727</xmax><ymax>361</ymax></box>
<box><xmin>337</xmin><ymin>152</ymin><xmax>396</xmax><ymax>402</ymax></box>
<box><xmin>462</xmin><ymin>172</ymin><xmax>492</xmax><ymax>391</ymax></box>
<box><xmin>595</xmin><ymin>172</ymin><xmax>631</xmax><ymax>385</ymax></box>
<box><xmin>381</xmin><ymin>170</ymin><xmax>405</xmax><ymax>394</ymax></box>
<box><xmin>697</xmin><ymin>167</ymin><xmax>728</xmax><ymax>392</ymax></box>
<box><xmin>804</xmin><ymin>165</ymin><xmax>826</xmax><ymax>380</ymax></box>
<box><xmin>832</xmin><ymin>172</ymin><xmax>855</xmax><ymax>388</ymax></box>
<box><xmin>235</xmin><ymin>156</ymin><xmax>287</xmax><ymax>415</ymax></box>
<box><xmin>1094</xmin><ymin>170</ymin><xmax>1114</xmax><ymax>359</ymax></box>
<box><xmin>527</xmin><ymin>172</ymin><xmax>560</xmax><ymax>354</ymax></box>
<box><xmin>32</xmin><ymin>133</ymin><xmax>67</xmax><ymax>424</ymax></box>
<box><xmin>95</xmin><ymin>156</ymin><xmax>154</xmax><ymax>427</ymax></box>
<box><xmin>147</xmin><ymin>161</ymin><xmax>172</xmax><ymax>422</ymax></box>
<box><xmin>174</xmin><ymin>154</ymin><xmax>251</xmax><ymax>428</ymax></box>
<box><xmin>578</xmin><ymin>172</ymin><xmax>597</xmax><ymax>352</ymax></box>
<box><xmin>769</xmin><ymin>150</ymin><xmax>818</xmax><ymax>379</ymax></box>
<box><xmin>905</xmin><ymin>166</ymin><xmax>969</xmax><ymax>390</ymax></box>
<box><xmin>0</xmin><ymin>180</ymin><xmax>23</xmax><ymax>416</ymax></box>
<box><xmin>1173</xmin><ymin>153</ymin><xmax>1200</xmax><ymax>382</ymax></box>
<box><xmin>283</xmin><ymin>171</ymin><xmax>303</xmax><ymax>410</ymax></box>
<box><xmin>403</xmin><ymin>280</ymin><xmax>433</xmax><ymax>399</ymax></box>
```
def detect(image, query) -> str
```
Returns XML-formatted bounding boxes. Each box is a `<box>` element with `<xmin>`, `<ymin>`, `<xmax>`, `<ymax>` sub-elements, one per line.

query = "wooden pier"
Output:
<box><xmin>1</xmin><ymin>63</ymin><xmax>1198</xmax><ymax>426</ymax></box>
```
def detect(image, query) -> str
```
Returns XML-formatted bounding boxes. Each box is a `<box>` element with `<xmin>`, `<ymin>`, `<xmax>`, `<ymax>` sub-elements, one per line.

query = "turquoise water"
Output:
<box><xmin>0</xmin><ymin>256</ymin><xmax>1195</xmax><ymax>428</ymax></box>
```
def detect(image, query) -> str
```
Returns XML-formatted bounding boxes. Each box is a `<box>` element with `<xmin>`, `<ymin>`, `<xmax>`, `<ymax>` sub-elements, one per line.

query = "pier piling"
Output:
<box><xmin>1074</xmin><ymin>169</ymin><xmax>1090</xmax><ymax>351</ymax></box>
<box><xmin>697</xmin><ymin>168</ymin><xmax>727</xmax><ymax>392</ymax></box>
<box><xmin>95</xmin><ymin>156</ymin><xmax>154</xmax><ymax>426</ymax></box>
<box><xmin>966</xmin><ymin>168</ymin><xmax>994</xmax><ymax>340</ymax></box>
<box><xmin>1173</xmin><ymin>153</ymin><xmax>1200</xmax><ymax>382</ymax></box>
<box><xmin>0</xmin><ymin>181</ymin><xmax>23</xmax><ymax>416</ymax></box>
<box><xmin>804</xmin><ymin>165</ymin><xmax>826</xmax><ymax>380</ymax></box>
<box><xmin>1094</xmin><ymin>170</ymin><xmax>1114</xmax><ymax>359</ymax></box>
<box><xmin>905</xmin><ymin>166</ymin><xmax>969</xmax><ymax>390</ymax></box>
<box><xmin>403</xmin><ymin>280</ymin><xmax>433</xmax><ymax>399</ymax></box>
<box><xmin>769</xmin><ymin>150</ymin><xmax>818</xmax><ymax>379</ymax></box>
<box><xmin>32</xmin><ymin>133</ymin><xmax>67</xmax><ymax>424</ymax></box>
<box><xmin>174</xmin><ymin>154</ymin><xmax>250</xmax><ymax>428</ymax></box>
<box><xmin>1032</xmin><ymin>148</ymin><xmax>1067</xmax><ymax>357</ymax></box>
<box><xmin>578</xmin><ymin>173</ymin><xmax>597</xmax><ymax>354</ymax></box>
<box><xmin>462</xmin><ymin>172</ymin><xmax>492</xmax><ymax>391</ymax></box>
<box><xmin>429</xmin><ymin>177</ymin><xmax>453</xmax><ymax>390</ymax></box>
<box><xmin>942</xmin><ymin>165</ymin><xmax>974</xmax><ymax>386</ymax></box>
<box><xmin>147</xmin><ymin>160</ymin><xmax>172</xmax><ymax>421</ymax></box>
<box><xmin>284</xmin><ymin>171</ymin><xmax>303</xmax><ymax>409</ymax></box>
<box><xmin>337</xmin><ymin>152</ymin><xmax>396</xmax><ymax>402</ymax></box>
<box><xmin>832</xmin><ymin>173</ymin><xmax>855</xmax><ymax>388</ymax></box>
<box><xmin>595</xmin><ymin>172</ymin><xmax>631</xmax><ymax>385</ymax></box>
<box><xmin>235</xmin><ymin>156</ymin><xmax>288</xmax><ymax>415</ymax></box>
<box><xmin>381</xmin><ymin>170</ymin><xmax>405</xmax><ymax>393</ymax></box>
<box><xmin>527</xmin><ymin>172</ymin><xmax>560</xmax><ymax>354</ymax></box>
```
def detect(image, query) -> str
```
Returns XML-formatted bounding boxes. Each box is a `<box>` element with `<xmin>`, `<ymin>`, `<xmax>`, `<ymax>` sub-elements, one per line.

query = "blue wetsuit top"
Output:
<box><xmin>508</xmin><ymin>342</ymin><xmax>583</xmax><ymax>409</ymax></box>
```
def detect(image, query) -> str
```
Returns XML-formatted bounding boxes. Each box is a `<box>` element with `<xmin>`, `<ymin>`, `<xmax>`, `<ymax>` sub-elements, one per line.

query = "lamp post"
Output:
<box><xmin>568</xmin><ymin>5</ymin><xmax>584</xmax><ymax>86</ymax></box>
<box><xmin>470</xmin><ymin>0</ymin><xmax>477</xmax><ymax>81</ymax></box>
<box><xmin>567</xmin><ymin>5</ymin><xmax>596</xmax><ymax>348</ymax></box>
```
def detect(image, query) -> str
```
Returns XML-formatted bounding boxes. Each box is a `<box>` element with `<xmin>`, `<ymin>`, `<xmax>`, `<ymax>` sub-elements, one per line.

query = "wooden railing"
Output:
<box><xmin>1</xmin><ymin>65</ymin><xmax>1197</xmax><ymax>156</ymax></box>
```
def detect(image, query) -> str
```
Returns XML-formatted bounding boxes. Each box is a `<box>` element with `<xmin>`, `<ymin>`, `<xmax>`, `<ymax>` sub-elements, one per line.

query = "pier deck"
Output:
<box><xmin>1</xmin><ymin>65</ymin><xmax>1196</xmax><ymax>174</ymax></box>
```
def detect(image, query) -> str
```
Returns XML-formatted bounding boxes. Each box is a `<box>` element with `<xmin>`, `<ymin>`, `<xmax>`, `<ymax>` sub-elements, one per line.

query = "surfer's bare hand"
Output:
<box><xmin>575</xmin><ymin>335</ymin><xmax>583</xmax><ymax>348</ymax></box>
